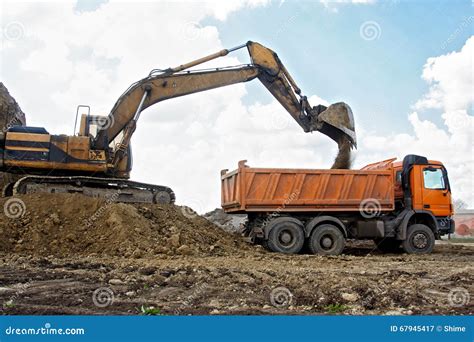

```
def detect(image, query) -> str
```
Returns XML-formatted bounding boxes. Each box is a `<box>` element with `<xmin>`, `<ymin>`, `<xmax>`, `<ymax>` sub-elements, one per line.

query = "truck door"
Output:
<box><xmin>420</xmin><ymin>165</ymin><xmax>451</xmax><ymax>216</ymax></box>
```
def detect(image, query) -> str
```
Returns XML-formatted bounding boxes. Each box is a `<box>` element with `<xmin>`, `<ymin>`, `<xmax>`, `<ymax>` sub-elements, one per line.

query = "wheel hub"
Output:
<box><xmin>413</xmin><ymin>233</ymin><xmax>428</xmax><ymax>249</ymax></box>
<box><xmin>280</xmin><ymin>231</ymin><xmax>292</xmax><ymax>244</ymax></box>
<box><xmin>321</xmin><ymin>236</ymin><xmax>333</xmax><ymax>249</ymax></box>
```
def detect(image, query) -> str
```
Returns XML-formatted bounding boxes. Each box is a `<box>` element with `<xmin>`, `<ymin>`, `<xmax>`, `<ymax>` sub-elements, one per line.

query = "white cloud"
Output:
<box><xmin>357</xmin><ymin>36</ymin><xmax>474</xmax><ymax>207</ymax></box>
<box><xmin>319</xmin><ymin>0</ymin><xmax>376</xmax><ymax>13</ymax></box>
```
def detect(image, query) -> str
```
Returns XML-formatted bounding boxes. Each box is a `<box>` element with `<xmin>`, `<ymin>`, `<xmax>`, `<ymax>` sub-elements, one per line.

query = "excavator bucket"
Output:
<box><xmin>312</xmin><ymin>102</ymin><xmax>357</xmax><ymax>148</ymax></box>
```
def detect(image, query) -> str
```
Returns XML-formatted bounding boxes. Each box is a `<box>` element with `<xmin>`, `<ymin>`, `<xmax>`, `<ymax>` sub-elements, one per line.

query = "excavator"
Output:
<box><xmin>0</xmin><ymin>41</ymin><xmax>356</xmax><ymax>204</ymax></box>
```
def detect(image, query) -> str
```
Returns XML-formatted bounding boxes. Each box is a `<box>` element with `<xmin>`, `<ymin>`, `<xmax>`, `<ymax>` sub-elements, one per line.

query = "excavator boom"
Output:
<box><xmin>95</xmin><ymin>41</ymin><xmax>357</xmax><ymax>159</ymax></box>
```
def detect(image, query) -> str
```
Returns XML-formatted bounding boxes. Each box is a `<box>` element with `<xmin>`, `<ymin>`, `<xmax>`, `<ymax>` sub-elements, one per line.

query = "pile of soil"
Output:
<box><xmin>0</xmin><ymin>82</ymin><xmax>26</xmax><ymax>129</ymax></box>
<box><xmin>0</xmin><ymin>82</ymin><xmax>27</xmax><ymax>189</ymax></box>
<box><xmin>0</xmin><ymin>193</ymin><xmax>256</xmax><ymax>258</ymax></box>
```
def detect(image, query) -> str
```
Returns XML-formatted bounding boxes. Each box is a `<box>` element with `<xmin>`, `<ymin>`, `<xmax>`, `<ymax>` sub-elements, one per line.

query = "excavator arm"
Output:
<box><xmin>94</xmin><ymin>41</ymin><xmax>356</xmax><ymax>167</ymax></box>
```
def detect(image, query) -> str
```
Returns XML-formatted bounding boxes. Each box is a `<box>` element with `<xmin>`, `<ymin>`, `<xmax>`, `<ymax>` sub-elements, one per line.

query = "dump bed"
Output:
<box><xmin>221</xmin><ymin>161</ymin><xmax>394</xmax><ymax>213</ymax></box>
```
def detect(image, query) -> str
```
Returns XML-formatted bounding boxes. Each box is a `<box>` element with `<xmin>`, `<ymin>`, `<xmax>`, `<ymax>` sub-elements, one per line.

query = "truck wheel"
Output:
<box><xmin>266</xmin><ymin>218</ymin><xmax>305</xmax><ymax>254</ymax></box>
<box><xmin>401</xmin><ymin>224</ymin><xmax>435</xmax><ymax>254</ymax></box>
<box><xmin>308</xmin><ymin>224</ymin><xmax>345</xmax><ymax>255</ymax></box>
<box><xmin>374</xmin><ymin>238</ymin><xmax>401</xmax><ymax>253</ymax></box>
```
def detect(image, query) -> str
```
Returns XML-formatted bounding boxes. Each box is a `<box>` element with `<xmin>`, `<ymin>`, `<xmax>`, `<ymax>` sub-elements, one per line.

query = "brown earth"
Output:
<box><xmin>0</xmin><ymin>193</ymin><xmax>473</xmax><ymax>316</ymax></box>
<box><xmin>0</xmin><ymin>82</ymin><xmax>27</xmax><ymax>190</ymax></box>
<box><xmin>0</xmin><ymin>82</ymin><xmax>26</xmax><ymax>129</ymax></box>
<box><xmin>331</xmin><ymin>137</ymin><xmax>352</xmax><ymax>169</ymax></box>
<box><xmin>0</xmin><ymin>194</ymin><xmax>253</xmax><ymax>258</ymax></box>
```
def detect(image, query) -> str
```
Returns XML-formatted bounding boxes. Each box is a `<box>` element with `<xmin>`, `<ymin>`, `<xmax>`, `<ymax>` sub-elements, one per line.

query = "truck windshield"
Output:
<box><xmin>423</xmin><ymin>168</ymin><xmax>445</xmax><ymax>190</ymax></box>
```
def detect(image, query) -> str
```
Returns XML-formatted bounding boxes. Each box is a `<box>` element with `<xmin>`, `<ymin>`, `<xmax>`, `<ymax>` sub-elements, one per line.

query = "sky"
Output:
<box><xmin>0</xmin><ymin>0</ymin><xmax>473</xmax><ymax>212</ymax></box>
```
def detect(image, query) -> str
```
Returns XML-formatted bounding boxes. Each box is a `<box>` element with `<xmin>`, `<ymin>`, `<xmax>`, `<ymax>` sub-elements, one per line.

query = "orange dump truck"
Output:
<box><xmin>221</xmin><ymin>155</ymin><xmax>454</xmax><ymax>255</ymax></box>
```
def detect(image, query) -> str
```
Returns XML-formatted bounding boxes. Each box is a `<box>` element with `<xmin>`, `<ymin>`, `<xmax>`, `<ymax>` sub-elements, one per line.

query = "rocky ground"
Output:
<box><xmin>0</xmin><ymin>194</ymin><xmax>472</xmax><ymax>316</ymax></box>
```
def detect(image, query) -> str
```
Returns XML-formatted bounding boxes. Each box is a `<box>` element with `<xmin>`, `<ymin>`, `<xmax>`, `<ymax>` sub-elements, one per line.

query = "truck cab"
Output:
<box><xmin>392</xmin><ymin>156</ymin><xmax>454</xmax><ymax>236</ymax></box>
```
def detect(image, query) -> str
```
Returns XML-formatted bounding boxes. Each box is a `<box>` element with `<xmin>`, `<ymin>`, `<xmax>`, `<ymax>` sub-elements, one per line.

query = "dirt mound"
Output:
<box><xmin>0</xmin><ymin>193</ymin><xmax>255</xmax><ymax>258</ymax></box>
<box><xmin>0</xmin><ymin>82</ymin><xmax>26</xmax><ymax>129</ymax></box>
<box><xmin>0</xmin><ymin>82</ymin><xmax>27</xmax><ymax>189</ymax></box>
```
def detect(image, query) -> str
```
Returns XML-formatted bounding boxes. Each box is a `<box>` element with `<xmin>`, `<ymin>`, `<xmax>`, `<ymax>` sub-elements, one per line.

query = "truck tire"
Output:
<box><xmin>401</xmin><ymin>224</ymin><xmax>435</xmax><ymax>254</ymax></box>
<box><xmin>266</xmin><ymin>218</ymin><xmax>305</xmax><ymax>254</ymax></box>
<box><xmin>308</xmin><ymin>224</ymin><xmax>345</xmax><ymax>255</ymax></box>
<box><xmin>374</xmin><ymin>238</ymin><xmax>401</xmax><ymax>253</ymax></box>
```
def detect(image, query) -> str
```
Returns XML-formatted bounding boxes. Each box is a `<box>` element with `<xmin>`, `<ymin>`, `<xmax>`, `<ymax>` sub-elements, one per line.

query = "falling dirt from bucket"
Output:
<box><xmin>331</xmin><ymin>137</ymin><xmax>352</xmax><ymax>169</ymax></box>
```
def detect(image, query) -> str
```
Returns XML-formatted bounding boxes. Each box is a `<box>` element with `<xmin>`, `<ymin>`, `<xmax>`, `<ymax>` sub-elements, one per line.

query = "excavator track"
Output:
<box><xmin>7</xmin><ymin>175</ymin><xmax>175</xmax><ymax>204</ymax></box>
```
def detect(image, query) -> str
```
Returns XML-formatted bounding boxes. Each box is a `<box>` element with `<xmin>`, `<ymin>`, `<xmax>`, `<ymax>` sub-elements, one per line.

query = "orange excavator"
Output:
<box><xmin>0</xmin><ymin>41</ymin><xmax>356</xmax><ymax>203</ymax></box>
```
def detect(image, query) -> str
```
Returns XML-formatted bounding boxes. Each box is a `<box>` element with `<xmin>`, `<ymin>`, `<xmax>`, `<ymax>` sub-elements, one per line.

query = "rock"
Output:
<box><xmin>177</xmin><ymin>245</ymin><xmax>193</xmax><ymax>255</ymax></box>
<box><xmin>210</xmin><ymin>309</ymin><xmax>220</xmax><ymax>315</ymax></box>
<box><xmin>125</xmin><ymin>291</ymin><xmax>135</xmax><ymax>297</ymax></box>
<box><xmin>49</xmin><ymin>213</ymin><xmax>61</xmax><ymax>225</ymax></box>
<box><xmin>203</xmin><ymin>208</ymin><xmax>246</xmax><ymax>233</ymax></box>
<box><xmin>132</xmin><ymin>249</ymin><xmax>144</xmax><ymax>258</ymax></box>
<box><xmin>159</xmin><ymin>269</ymin><xmax>174</xmax><ymax>277</ymax></box>
<box><xmin>153</xmin><ymin>275</ymin><xmax>167</xmax><ymax>284</ymax></box>
<box><xmin>108</xmin><ymin>278</ymin><xmax>124</xmax><ymax>285</ymax></box>
<box><xmin>139</xmin><ymin>267</ymin><xmax>157</xmax><ymax>276</ymax></box>
<box><xmin>169</xmin><ymin>234</ymin><xmax>181</xmax><ymax>248</ymax></box>
<box><xmin>384</xmin><ymin>309</ymin><xmax>404</xmax><ymax>316</ymax></box>
<box><xmin>341</xmin><ymin>292</ymin><xmax>359</xmax><ymax>302</ymax></box>
<box><xmin>209</xmin><ymin>299</ymin><xmax>220</xmax><ymax>307</ymax></box>
<box><xmin>0</xmin><ymin>287</ymin><xmax>15</xmax><ymax>294</ymax></box>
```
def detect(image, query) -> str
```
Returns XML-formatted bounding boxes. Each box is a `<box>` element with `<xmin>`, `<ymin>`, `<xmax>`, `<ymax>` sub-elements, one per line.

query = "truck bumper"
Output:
<box><xmin>437</xmin><ymin>217</ymin><xmax>455</xmax><ymax>235</ymax></box>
